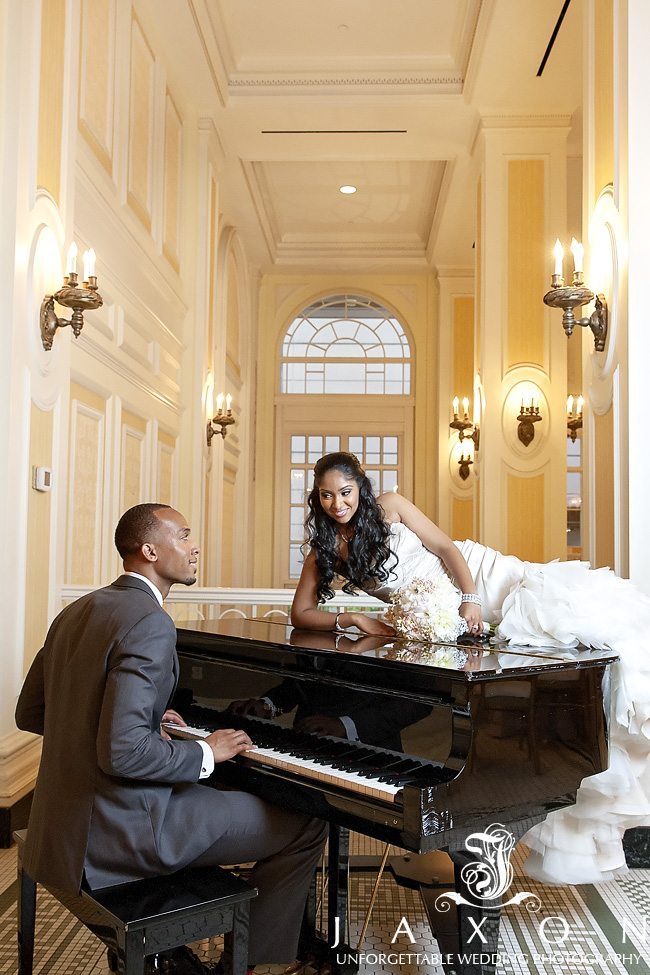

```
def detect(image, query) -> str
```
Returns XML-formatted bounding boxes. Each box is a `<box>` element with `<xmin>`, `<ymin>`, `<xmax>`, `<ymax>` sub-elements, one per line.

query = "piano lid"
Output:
<box><xmin>175</xmin><ymin>617</ymin><xmax>618</xmax><ymax>683</ymax></box>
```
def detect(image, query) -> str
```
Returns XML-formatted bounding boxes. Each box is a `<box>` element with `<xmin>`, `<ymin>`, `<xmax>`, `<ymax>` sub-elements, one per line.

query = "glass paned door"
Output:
<box><xmin>287</xmin><ymin>432</ymin><xmax>402</xmax><ymax>580</ymax></box>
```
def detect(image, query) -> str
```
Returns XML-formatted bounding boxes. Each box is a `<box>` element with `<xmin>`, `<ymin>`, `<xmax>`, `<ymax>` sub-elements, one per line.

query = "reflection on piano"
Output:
<box><xmin>174</xmin><ymin>619</ymin><xmax>617</xmax><ymax>975</ymax></box>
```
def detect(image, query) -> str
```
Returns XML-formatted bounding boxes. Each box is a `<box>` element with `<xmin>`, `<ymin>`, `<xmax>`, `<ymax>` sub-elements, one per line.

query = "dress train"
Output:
<box><xmin>458</xmin><ymin>541</ymin><xmax>650</xmax><ymax>885</ymax></box>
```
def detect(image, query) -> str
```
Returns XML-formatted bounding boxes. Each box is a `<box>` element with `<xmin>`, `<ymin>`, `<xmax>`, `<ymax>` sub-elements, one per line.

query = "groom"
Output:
<box><xmin>16</xmin><ymin>503</ymin><xmax>326</xmax><ymax>974</ymax></box>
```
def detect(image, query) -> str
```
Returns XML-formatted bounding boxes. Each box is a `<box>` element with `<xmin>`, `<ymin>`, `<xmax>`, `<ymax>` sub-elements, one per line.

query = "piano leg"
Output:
<box><xmin>416</xmin><ymin>849</ymin><xmax>501</xmax><ymax>975</ymax></box>
<box><xmin>327</xmin><ymin>824</ymin><xmax>349</xmax><ymax>951</ymax></box>
<box><xmin>296</xmin><ymin>825</ymin><xmax>358</xmax><ymax>975</ymax></box>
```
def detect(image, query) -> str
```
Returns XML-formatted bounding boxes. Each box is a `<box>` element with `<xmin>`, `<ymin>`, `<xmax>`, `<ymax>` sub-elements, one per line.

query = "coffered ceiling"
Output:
<box><xmin>141</xmin><ymin>0</ymin><xmax>583</xmax><ymax>271</ymax></box>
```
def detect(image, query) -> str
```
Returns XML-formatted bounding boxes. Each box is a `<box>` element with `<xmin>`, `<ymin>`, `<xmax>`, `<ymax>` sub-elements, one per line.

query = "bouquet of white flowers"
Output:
<box><xmin>385</xmin><ymin>575</ymin><xmax>466</xmax><ymax>643</ymax></box>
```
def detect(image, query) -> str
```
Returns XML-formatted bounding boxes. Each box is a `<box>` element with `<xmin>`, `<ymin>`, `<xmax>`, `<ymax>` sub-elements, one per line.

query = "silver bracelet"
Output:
<box><xmin>334</xmin><ymin>611</ymin><xmax>345</xmax><ymax>630</ymax></box>
<box><xmin>460</xmin><ymin>592</ymin><xmax>482</xmax><ymax>605</ymax></box>
<box><xmin>261</xmin><ymin>697</ymin><xmax>282</xmax><ymax>718</ymax></box>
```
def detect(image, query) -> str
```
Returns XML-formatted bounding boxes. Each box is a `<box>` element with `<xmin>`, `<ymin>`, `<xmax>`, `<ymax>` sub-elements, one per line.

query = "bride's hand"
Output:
<box><xmin>459</xmin><ymin>602</ymin><xmax>483</xmax><ymax>636</ymax></box>
<box><xmin>347</xmin><ymin>612</ymin><xmax>395</xmax><ymax>636</ymax></box>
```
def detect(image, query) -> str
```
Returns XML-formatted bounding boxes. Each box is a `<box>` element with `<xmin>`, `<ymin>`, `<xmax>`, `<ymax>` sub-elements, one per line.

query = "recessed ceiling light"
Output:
<box><xmin>339</xmin><ymin>185</ymin><xmax>357</xmax><ymax>194</ymax></box>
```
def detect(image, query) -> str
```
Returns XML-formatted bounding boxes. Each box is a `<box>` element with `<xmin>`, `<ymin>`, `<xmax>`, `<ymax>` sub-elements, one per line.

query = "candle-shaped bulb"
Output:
<box><xmin>225</xmin><ymin>393</ymin><xmax>232</xmax><ymax>412</ymax></box>
<box><xmin>577</xmin><ymin>395</ymin><xmax>584</xmax><ymax>415</ymax></box>
<box><xmin>570</xmin><ymin>237</ymin><xmax>584</xmax><ymax>274</ymax></box>
<box><xmin>67</xmin><ymin>242</ymin><xmax>78</xmax><ymax>275</ymax></box>
<box><xmin>567</xmin><ymin>395</ymin><xmax>574</xmax><ymax>416</ymax></box>
<box><xmin>82</xmin><ymin>248</ymin><xmax>96</xmax><ymax>282</ymax></box>
<box><xmin>521</xmin><ymin>398</ymin><xmax>524</xmax><ymax>413</ymax></box>
<box><xmin>553</xmin><ymin>238</ymin><xmax>564</xmax><ymax>277</ymax></box>
<box><xmin>216</xmin><ymin>392</ymin><xmax>224</xmax><ymax>414</ymax></box>
<box><xmin>452</xmin><ymin>396</ymin><xmax>459</xmax><ymax>417</ymax></box>
<box><xmin>462</xmin><ymin>396</ymin><xmax>469</xmax><ymax>418</ymax></box>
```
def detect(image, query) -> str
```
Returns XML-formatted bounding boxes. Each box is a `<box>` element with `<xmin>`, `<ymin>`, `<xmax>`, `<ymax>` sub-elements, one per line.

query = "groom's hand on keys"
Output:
<box><xmin>160</xmin><ymin>709</ymin><xmax>187</xmax><ymax>740</ymax></box>
<box><xmin>206</xmin><ymin>728</ymin><xmax>254</xmax><ymax>763</ymax></box>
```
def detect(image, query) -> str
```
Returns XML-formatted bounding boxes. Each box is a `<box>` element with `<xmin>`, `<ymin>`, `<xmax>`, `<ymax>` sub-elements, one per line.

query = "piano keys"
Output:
<box><xmin>173</xmin><ymin>618</ymin><xmax>617</xmax><ymax>975</ymax></box>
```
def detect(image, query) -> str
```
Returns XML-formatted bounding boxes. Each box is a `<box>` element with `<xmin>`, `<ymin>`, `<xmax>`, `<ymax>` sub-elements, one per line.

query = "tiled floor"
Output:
<box><xmin>2</xmin><ymin>833</ymin><xmax>650</xmax><ymax>975</ymax></box>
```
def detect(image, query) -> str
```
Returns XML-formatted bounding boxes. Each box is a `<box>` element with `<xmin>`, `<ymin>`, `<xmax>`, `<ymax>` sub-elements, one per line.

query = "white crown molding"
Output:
<box><xmin>479</xmin><ymin>114</ymin><xmax>573</xmax><ymax>129</ymax></box>
<box><xmin>273</xmin><ymin>240</ymin><xmax>429</xmax><ymax>268</ymax></box>
<box><xmin>239</xmin><ymin>160</ymin><xmax>278</xmax><ymax>263</ymax></box>
<box><xmin>435</xmin><ymin>265</ymin><xmax>475</xmax><ymax>279</ymax></box>
<box><xmin>426</xmin><ymin>159</ymin><xmax>452</xmax><ymax>264</ymax></box>
<box><xmin>198</xmin><ymin>118</ymin><xmax>226</xmax><ymax>172</ymax></box>
<box><xmin>454</xmin><ymin>0</ymin><xmax>488</xmax><ymax>79</ymax></box>
<box><xmin>462</xmin><ymin>0</ymin><xmax>496</xmax><ymax>103</ymax></box>
<box><xmin>229</xmin><ymin>72</ymin><xmax>463</xmax><ymax>96</ymax></box>
<box><xmin>186</xmin><ymin>0</ymin><xmax>230</xmax><ymax>107</ymax></box>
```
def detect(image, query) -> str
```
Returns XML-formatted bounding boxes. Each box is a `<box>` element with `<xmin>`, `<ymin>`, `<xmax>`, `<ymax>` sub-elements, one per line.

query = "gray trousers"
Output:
<box><xmin>189</xmin><ymin>792</ymin><xmax>327</xmax><ymax>965</ymax></box>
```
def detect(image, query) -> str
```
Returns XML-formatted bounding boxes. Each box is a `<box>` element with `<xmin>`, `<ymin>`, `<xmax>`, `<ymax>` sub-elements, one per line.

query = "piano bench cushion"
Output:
<box><xmin>13</xmin><ymin>829</ymin><xmax>256</xmax><ymax>975</ymax></box>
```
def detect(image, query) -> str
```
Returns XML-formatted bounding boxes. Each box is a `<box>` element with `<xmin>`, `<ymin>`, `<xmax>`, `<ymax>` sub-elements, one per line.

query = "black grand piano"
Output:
<box><xmin>174</xmin><ymin>618</ymin><xmax>617</xmax><ymax>975</ymax></box>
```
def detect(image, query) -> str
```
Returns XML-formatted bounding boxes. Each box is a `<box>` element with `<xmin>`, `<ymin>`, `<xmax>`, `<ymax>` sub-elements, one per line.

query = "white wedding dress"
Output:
<box><xmin>363</xmin><ymin>522</ymin><xmax>650</xmax><ymax>886</ymax></box>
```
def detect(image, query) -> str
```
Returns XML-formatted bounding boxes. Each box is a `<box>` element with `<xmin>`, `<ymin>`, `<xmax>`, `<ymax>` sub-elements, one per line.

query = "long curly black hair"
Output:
<box><xmin>305</xmin><ymin>452</ymin><xmax>397</xmax><ymax>603</ymax></box>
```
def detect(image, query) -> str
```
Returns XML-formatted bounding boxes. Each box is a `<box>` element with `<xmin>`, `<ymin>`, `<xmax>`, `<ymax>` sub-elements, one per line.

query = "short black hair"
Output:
<box><xmin>114</xmin><ymin>503</ymin><xmax>172</xmax><ymax>559</ymax></box>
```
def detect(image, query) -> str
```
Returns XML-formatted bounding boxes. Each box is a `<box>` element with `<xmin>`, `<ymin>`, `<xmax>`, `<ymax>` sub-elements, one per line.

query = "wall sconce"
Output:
<box><xmin>207</xmin><ymin>392</ymin><xmax>235</xmax><ymax>445</ymax></box>
<box><xmin>40</xmin><ymin>244</ymin><xmax>103</xmax><ymax>351</ymax></box>
<box><xmin>567</xmin><ymin>394</ymin><xmax>584</xmax><ymax>442</ymax></box>
<box><xmin>543</xmin><ymin>238</ymin><xmax>608</xmax><ymax>352</ymax></box>
<box><xmin>516</xmin><ymin>397</ymin><xmax>542</xmax><ymax>447</ymax></box>
<box><xmin>458</xmin><ymin>442</ymin><xmax>474</xmax><ymax>481</ymax></box>
<box><xmin>449</xmin><ymin>396</ymin><xmax>480</xmax><ymax>451</ymax></box>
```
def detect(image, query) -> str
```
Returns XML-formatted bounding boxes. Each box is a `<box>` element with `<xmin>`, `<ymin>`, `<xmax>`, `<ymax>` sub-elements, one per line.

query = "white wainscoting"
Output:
<box><xmin>59</xmin><ymin>585</ymin><xmax>386</xmax><ymax>623</ymax></box>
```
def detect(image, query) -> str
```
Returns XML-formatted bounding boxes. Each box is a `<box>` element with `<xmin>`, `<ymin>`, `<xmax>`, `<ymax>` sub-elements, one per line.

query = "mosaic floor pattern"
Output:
<box><xmin>2</xmin><ymin>835</ymin><xmax>650</xmax><ymax>975</ymax></box>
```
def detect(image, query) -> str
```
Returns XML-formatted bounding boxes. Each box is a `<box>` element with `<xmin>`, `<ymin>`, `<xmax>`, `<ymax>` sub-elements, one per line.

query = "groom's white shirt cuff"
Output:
<box><xmin>196</xmin><ymin>740</ymin><xmax>215</xmax><ymax>779</ymax></box>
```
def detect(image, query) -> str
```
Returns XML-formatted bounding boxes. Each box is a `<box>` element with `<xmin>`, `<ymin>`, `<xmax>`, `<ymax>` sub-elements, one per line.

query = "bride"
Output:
<box><xmin>290</xmin><ymin>450</ymin><xmax>650</xmax><ymax>886</ymax></box>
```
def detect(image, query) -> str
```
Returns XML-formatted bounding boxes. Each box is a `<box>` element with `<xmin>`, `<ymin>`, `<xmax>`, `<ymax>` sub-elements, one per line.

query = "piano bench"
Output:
<box><xmin>13</xmin><ymin>829</ymin><xmax>256</xmax><ymax>975</ymax></box>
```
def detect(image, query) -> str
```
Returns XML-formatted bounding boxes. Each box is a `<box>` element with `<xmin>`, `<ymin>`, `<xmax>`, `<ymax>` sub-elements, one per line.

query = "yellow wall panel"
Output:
<box><xmin>68</xmin><ymin>384</ymin><xmax>106</xmax><ymax>586</ymax></box>
<box><xmin>476</xmin><ymin>178</ymin><xmax>482</xmax><ymax>364</ymax></box>
<box><xmin>507</xmin><ymin>473</ymin><xmax>545</xmax><ymax>561</ymax></box>
<box><xmin>452</xmin><ymin>497</ymin><xmax>474</xmax><ymax>542</ymax></box>
<box><xmin>121</xmin><ymin>410</ymin><xmax>146</xmax><ymax>512</ymax></box>
<box><xmin>127</xmin><ymin>15</ymin><xmax>155</xmax><ymax>229</ymax></box>
<box><xmin>201</xmin><ymin>470</ymin><xmax>211</xmax><ymax>587</ymax></box>
<box><xmin>226</xmin><ymin>254</ymin><xmax>241</xmax><ymax>374</ymax></box>
<box><xmin>507</xmin><ymin>160</ymin><xmax>545</xmax><ymax>368</ymax></box>
<box><xmin>206</xmin><ymin>177</ymin><xmax>218</xmax><ymax>362</ymax></box>
<box><xmin>220</xmin><ymin>466</ymin><xmax>236</xmax><ymax>586</ymax></box>
<box><xmin>122</xmin><ymin>433</ymin><xmax>143</xmax><ymax>510</ymax></box>
<box><xmin>78</xmin><ymin>0</ymin><xmax>114</xmax><ymax>171</ymax></box>
<box><xmin>452</xmin><ymin>296</ymin><xmax>474</xmax><ymax>406</ymax></box>
<box><xmin>157</xmin><ymin>431</ymin><xmax>175</xmax><ymax>506</ymax></box>
<box><xmin>594</xmin><ymin>407</ymin><xmax>615</xmax><ymax>569</ymax></box>
<box><xmin>163</xmin><ymin>91</ymin><xmax>182</xmax><ymax>270</ymax></box>
<box><xmin>37</xmin><ymin>0</ymin><xmax>65</xmax><ymax>200</ymax></box>
<box><xmin>24</xmin><ymin>405</ymin><xmax>54</xmax><ymax>671</ymax></box>
<box><xmin>594</xmin><ymin>0</ymin><xmax>614</xmax><ymax>194</ymax></box>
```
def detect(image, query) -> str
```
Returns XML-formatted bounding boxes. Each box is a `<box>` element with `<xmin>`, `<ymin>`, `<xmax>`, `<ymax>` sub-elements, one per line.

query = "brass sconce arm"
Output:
<box><xmin>449</xmin><ymin>417</ymin><xmax>480</xmax><ymax>452</ymax></box>
<box><xmin>40</xmin><ymin>272</ymin><xmax>103</xmax><ymax>351</ymax></box>
<box><xmin>516</xmin><ymin>406</ymin><xmax>542</xmax><ymax>447</ymax></box>
<box><xmin>567</xmin><ymin>414</ymin><xmax>583</xmax><ymax>442</ymax></box>
<box><xmin>458</xmin><ymin>453</ymin><xmax>473</xmax><ymax>481</ymax></box>
<box><xmin>543</xmin><ymin>282</ymin><xmax>608</xmax><ymax>352</ymax></box>
<box><xmin>207</xmin><ymin>412</ymin><xmax>235</xmax><ymax>444</ymax></box>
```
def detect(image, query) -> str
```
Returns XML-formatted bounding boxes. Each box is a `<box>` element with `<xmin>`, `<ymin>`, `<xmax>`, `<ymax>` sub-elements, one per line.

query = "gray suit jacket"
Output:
<box><xmin>16</xmin><ymin>575</ymin><xmax>231</xmax><ymax>891</ymax></box>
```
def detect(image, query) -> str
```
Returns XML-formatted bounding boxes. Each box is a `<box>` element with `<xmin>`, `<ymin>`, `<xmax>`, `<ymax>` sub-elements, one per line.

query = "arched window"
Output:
<box><xmin>280</xmin><ymin>294</ymin><xmax>411</xmax><ymax>395</ymax></box>
<box><xmin>275</xmin><ymin>293</ymin><xmax>414</xmax><ymax>585</ymax></box>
